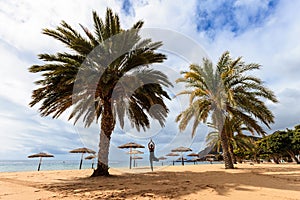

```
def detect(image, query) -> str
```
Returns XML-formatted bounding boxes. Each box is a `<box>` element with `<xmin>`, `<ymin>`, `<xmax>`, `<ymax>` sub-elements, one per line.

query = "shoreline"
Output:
<box><xmin>0</xmin><ymin>160</ymin><xmax>222</xmax><ymax>173</ymax></box>
<box><xmin>0</xmin><ymin>163</ymin><xmax>299</xmax><ymax>199</ymax></box>
<box><xmin>0</xmin><ymin>160</ymin><xmax>296</xmax><ymax>173</ymax></box>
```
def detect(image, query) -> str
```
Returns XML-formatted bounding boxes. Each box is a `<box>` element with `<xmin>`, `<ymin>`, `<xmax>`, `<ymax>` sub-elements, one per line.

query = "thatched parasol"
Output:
<box><xmin>118</xmin><ymin>142</ymin><xmax>145</xmax><ymax>149</ymax></box>
<box><xmin>171</xmin><ymin>146</ymin><xmax>192</xmax><ymax>166</ymax></box>
<box><xmin>158</xmin><ymin>156</ymin><xmax>167</xmax><ymax>160</ymax></box>
<box><xmin>118</xmin><ymin>142</ymin><xmax>145</xmax><ymax>169</ymax></box>
<box><xmin>205</xmin><ymin>154</ymin><xmax>216</xmax><ymax>163</ymax></box>
<box><xmin>158</xmin><ymin>156</ymin><xmax>167</xmax><ymax>166</ymax></box>
<box><xmin>132</xmin><ymin>156</ymin><xmax>143</xmax><ymax>160</ymax></box>
<box><xmin>126</xmin><ymin>150</ymin><xmax>144</xmax><ymax>155</ymax></box>
<box><xmin>205</xmin><ymin>154</ymin><xmax>216</xmax><ymax>158</ymax></box>
<box><xmin>28</xmin><ymin>152</ymin><xmax>54</xmax><ymax>171</ymax></box>
<box><xmin>85</xmin><ymin>155</ymin><xmax>97</xmax><ymax>169</ymax></box>
<box><xmin>166</xmin><ymin>152</ymin><xmax>180</xmax><ymax>157</ymax></box>
<box><xmin>166</xmin><ymin>152</ymin><xmax>180</xmax><ymax>166</ymax></box>
<box><xmin>171</xmin><ymin>146</ymin><xmax>192</xmax><ymax>152</ymax></box>
<box><xmin>132</xmin><ymin>156</ymin><xmax>143</xmax><ymax>167</ymax></box>
<box><xmin>127</xmin><ymin>150</ymin><xmax>144</xmax><ymax>168</ymax></box>
<box><xmin>187</xmin><ymin>153</ymin><xmax>199</xmax><ymax>164</ymax></box>
<box><xmin>176</xmin><ymin>157</ymin><xmax>187</xmax><ymax>161</ymax></box>
<box><xmin>69</xmin><ymin>147</ymin><xmax>96</xmax><ymax>170</ymax></box>
<box><xmin>191</xmin><ymin>157</ymin><xmax>199</xmax><ymax>164</ymax></box>
<box><xmin>187</xmin><ymin>153</ymin><xmax>199</xmax><ymax>157</ymax></box>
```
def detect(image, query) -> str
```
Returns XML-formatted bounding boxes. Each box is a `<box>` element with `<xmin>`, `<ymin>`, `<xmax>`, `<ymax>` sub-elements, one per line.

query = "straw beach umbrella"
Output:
<box><xmin>187</xmin><ymin>153</ymin><xmax>199</xmax><ymax>157</ymax></box>
<box><xmin>85</xmin><ymin>155</ymin><xmax>97</xmax><ymax>169</ymax></box>
<box><xmin>171</xmin><ymin>146</ymin><xmax>193</xmax><ymax>152</ymax></box>
<box><xmin>127</xmin><ymin>150</ymin><xmax>144</xmax><ymax>168</ymax></box>
<box><xmin>187</xmin><ymin>153</ymin><xmax>199</xmax><ymax>165</ymax></box>
<box><xmin>132</xmin><ymin>156</ymin><xmax>143</xmax><ymax>159</ymax></box>
<box><xmin>166</xmin><ymin>152</ymin><xmax>180</xmax><ymax>156</ymax></box>
<box><xmin>28</xmin><ymin>152</ymin><xmax>54</xmax><ymax>171</ymax></box>
<box><xmin>127</xmin><ymin>150</ymin><xmax>144</xmax><ymax>155</ymax></box>
<box><xmin>118</xmin><ymin>142</ymin><xmax>145</xmax><ymax>149</ymax></box>
<box><xmin>188</xmin><ymin>153</ymin><xmax>200</xmax><ymax>164</ymax></box>
<box><xmin>205</xmin><ymin>154</ymin><xmax>216</xmax><ymax>158</ymax></box>
<box><xmin>171</xmin><ymin>146</ymin><xmax>192</xmax><ymax>166</ymax></box>
<box><xmin>176</xmin><ymin>157</ymin><xmax>187</xmax><ymax>161</ymax></box>
<box><xmin>69</xmin><ymin>147</ymin><xmax>96</xmax><ymax>169</ymax></box>
<box><xmin>132</xmin><ymin>156</ymin><xmax>143</xmax><ymax>167</ymax></box>
<box><xmin>158</xmin><ymin>156</ymin><xmax>167</xmax><ymax>166</ymax></box>
<box><xmin>118</xmin><ymin>142</ymin><xmax>145</xmax><ymax>169</ymax></box>
<box><xmin>166</xmin><ymin>152</ymin><xmax>180</xmax><ymax>165</ymax></box>
<box><xmin>205</xmin><ymin>154</ymin><xmax>216</xmax><ymax>163</ymax></box>
<box><xmin>158</xmin><ymin>156</ymin><xmax>167</xmax><ymax>160</ymax></box>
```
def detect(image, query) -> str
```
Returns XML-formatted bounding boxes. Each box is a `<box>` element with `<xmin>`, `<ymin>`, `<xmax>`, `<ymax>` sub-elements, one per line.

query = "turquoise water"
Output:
<box><xmin>0</xmin><ymin>160</ymin><xmax>93</xmax><ymax>172</ymax></box>
<box><xmin>0</xmin><ymin>160</ymin><xmax>219</xmax><ymax>172</ymax></box>
<box><xmin>0</xmin><ymin>160</ymin><xmax>131</xmax><ymax>172</ymax></box>
<box><xmin>0</xmin><ymin>160</ymin><xmax>134</xmax><ymax>172</ymax></box>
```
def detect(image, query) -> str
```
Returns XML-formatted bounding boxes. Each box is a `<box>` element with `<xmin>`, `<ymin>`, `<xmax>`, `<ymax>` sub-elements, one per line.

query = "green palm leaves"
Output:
<box><xmin>176</xmin><ymin>51</ymin><xmax>278</xmax><ymax>168</ymax></box>
<box><xmin>29</xmin><ymin>8</ymin><xmax>172</xmax><ymax>129</ymax></box>
<box><xmin>177</xmin><ymin>51</ymin><xmax>277</xmax><ymax>135</ymax></box>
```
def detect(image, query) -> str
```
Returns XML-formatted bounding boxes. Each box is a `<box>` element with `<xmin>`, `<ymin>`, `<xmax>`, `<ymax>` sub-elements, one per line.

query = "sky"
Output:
<box><xmin>0</xmin><ymin>0</ymin><xmax>300</xmax><ymax>162</ymax></box>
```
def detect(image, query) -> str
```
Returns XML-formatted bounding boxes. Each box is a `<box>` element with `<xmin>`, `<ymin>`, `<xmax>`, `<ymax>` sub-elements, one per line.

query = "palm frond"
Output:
<box><xmin>29</xmin><ymin>8</ymin><xmax>171</xmax><ymax>132</ymax></box>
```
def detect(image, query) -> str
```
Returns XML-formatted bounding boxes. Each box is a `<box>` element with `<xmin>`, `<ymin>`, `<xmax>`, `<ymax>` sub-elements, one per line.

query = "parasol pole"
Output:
<box><xmin>129</xmin><ymin>147</ymin><xmax>132</xmax><ymax>169</ymax></box>
<box><xmin>38</xmin><ymin>157</ymin><xmax>42</xmax><ymax>171</ymax></box>
<box><xmin>79</xmin><ymin>153</ymin><xmax>84</xmax><ymax>170</ymax></box>
<box><xmin>133</xmin><ymin>153</ymin><xmax>136</xmax><ymax>168</ymax></box>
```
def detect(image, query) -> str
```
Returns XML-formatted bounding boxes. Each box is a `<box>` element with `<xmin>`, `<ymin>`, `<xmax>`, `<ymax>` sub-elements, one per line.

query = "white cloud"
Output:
<box><xmin>198</xmin><ymin>0</ymin><xmax>300</xmax><ymax>133</ymax></box>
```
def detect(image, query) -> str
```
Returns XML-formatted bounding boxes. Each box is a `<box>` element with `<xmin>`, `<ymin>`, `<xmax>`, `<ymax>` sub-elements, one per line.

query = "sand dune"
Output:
<box><xmin>0</xmin><ymin>163</ymin><xmax>299</xmax><ymax>200</ymax></box>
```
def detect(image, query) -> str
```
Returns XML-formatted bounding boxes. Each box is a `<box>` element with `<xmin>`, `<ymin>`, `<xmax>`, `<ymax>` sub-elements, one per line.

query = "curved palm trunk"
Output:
<box><xmin>220</xmin><ymin>130</ymin><xmax>234</xmax><ymax>169</ymax></box>
<box><xmin>287</xmin><ymin>151</ymin><xmax>300</xmax><ymax>164</ymax></box>
<box><xmin>91</xmin><ymin>101</ymin><xmax>115</xmax><ymax>177</ymax></box>
<box><xmin>293</xmin><ymin>158</ymin><xmax>300</xmax><ymax>164</ymax></box>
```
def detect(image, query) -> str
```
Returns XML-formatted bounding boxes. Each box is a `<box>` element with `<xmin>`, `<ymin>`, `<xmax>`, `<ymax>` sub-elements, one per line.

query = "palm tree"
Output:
<box><xmin>29</xmin><ymin>8</ymin><xmax>172</xmax><ymax>176</ymax></box>
<box><xmin>176</xmin><ymin>51</ymin><xmax>277</xmax><ymax>169</ymax></box>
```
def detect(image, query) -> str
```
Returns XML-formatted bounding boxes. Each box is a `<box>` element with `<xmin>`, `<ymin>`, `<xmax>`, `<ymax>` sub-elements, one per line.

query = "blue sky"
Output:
<box><xmin>0</xmin><ymin>0</ymin><xmax>300</xmax><ymax>162</ymax></box>
<box><xmin>195</xmin><ymin>0</ymin><xmax>279</xmax><ymax>37</ymax></box>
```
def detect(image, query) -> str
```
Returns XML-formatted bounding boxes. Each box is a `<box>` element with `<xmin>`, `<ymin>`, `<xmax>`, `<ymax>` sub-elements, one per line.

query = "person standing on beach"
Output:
<box><xmin>148</xmin><ymin>139</ymin><xmax>159</xmax><ymax>171</ymax></box>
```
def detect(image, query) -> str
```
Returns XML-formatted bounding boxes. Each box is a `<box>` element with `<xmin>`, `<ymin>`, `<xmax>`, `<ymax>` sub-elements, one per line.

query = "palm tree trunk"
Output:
<box><xmin>273</xmin><ymin>156</ymin><xmax>280</xmax><ymax>164</ymax></box>
<box><xmin>91</xmin><ymin>101</ymin><xmax>115</xmax><ymax>177</ymax></box>
<box><xmin>228</xmin><ymin>143</ymin><xmax>237</xmax><ymax>164</ymax></box>
<box><xmin>254</xmin><ymin>154</ymin><xmax>260</xmax><ymax>164</ymax></box>
<box><xmin>287</xmin><ymin>151</ymin><xmax>300</xmax><ymax>164</ymax></box>
<box><xmin>293</xmin><ymin>157</ymin><xmax>300</xmax><ymax>164</ymax></box>
<box><xmin>220</xmin><ymin>130</ymin><xmax>234</xmax><ymax>169</ymax></box>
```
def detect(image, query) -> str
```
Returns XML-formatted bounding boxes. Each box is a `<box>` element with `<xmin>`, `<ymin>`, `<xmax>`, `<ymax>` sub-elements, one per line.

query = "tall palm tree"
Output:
<box><xmin>176</xmin><ymin>51</ymin><xmax>277</xmax><ymax>169</ymax></box>
<box><xmin>29</xmin><ymin>8</ymin><xmax>172</xmax><ymax>176</ymax></box>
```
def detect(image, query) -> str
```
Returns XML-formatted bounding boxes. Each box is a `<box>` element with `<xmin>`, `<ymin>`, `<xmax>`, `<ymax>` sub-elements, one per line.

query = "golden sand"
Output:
<box><xmin>0</xmin><ymin>163</ymin><xmax>299</xmax><ymax>200</ymax></box>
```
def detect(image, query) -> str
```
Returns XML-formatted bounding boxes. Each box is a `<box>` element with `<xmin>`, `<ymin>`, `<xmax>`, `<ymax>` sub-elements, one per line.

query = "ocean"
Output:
<box><xmin>0</xmin><ymin>159</ymin><xmax>216</xmax><ymax>172</ymax></box>
<box><xmin>0</xmin><ymin>160</ymin><xmax>126</xmax><ymax>172</ymax></box>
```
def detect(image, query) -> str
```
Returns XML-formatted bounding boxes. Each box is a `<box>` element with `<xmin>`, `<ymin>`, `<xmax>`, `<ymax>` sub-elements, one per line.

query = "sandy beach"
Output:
<box><xmin>0</xmin><ymin>163</ymin><xmax>299</xmax><ymax>200</ymax></box>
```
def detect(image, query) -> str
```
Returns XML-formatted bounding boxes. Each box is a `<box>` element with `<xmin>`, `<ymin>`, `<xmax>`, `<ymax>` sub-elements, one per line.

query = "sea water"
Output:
<box><xmin>0</xmin><ymin>159</ymin><xmax>127</xmax><ymax>172</ymax></box>
<box><xmin>0</xmin><ymin>159</ymin><xmax>216</xmax><ymax>172</ymax></box>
